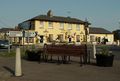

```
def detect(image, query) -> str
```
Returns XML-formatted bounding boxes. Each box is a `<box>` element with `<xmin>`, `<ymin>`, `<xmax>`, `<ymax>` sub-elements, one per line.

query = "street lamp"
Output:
<box><xmin>84</xmin><ymin>19</ymin><xmax>91</xmax><ymax>64</ymax></box>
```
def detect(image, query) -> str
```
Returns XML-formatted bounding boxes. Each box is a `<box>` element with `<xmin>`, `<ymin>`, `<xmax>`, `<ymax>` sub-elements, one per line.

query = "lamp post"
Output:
<box><xmin>84</xmin><ymin>19</ymin><xmax>90</xmax><ymax>63</ymax></box>
<box><xmin>8</xmin><ymin>36</ymin><xmax>10</xmax><ymax>53</ymax></box>
<box><xmin>84</xmin><ymin>19</ymin><xmax>89</xmax><ymax>43</ymax></box>
<box><xmin>27</xmin><ymin>30</ymin><xmax>29</xmax><ymax>49</ymax></box>
<box><xmin>22</xmin><ymin>30</ymin><xmax>25</xmax><ymax>52</ymax></box>
<box><xmin>119</xmin><ymin>21</ymin><xmax>120</xmax><ymax>29</ymax></box>
<box><xmin>117</xmin><ymin>21</ymin><xmax>120</xmax><ymax>46</ymax></box>
<box><xmin>7</xmin><ymin>31</ymin><xmax>10</xmax><ymax>53</ymax></box>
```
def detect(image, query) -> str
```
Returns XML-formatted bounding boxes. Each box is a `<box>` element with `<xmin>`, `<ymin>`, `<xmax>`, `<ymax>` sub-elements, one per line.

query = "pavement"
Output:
<box><xmin>0</xmin><ymin>45</ymin><xmax>120</xmax><ymax>81</ymax></box>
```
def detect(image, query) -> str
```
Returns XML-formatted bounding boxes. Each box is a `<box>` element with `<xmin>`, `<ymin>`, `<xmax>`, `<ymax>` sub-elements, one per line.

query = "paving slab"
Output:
<box><xmin>0</xmin><ymin>56</ymin><xmax>120</xmax><ymax>81</ymax></box>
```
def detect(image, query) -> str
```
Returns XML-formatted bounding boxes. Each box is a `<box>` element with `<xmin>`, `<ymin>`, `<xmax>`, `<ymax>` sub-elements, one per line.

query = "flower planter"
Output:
<box><xmin>25</xmin><ymin>50</ymin><xmax>40</xmax><ymax>61</ymax></box>
<box><xmin>96</xmin><ymin>54</ymin><xmax>114</xmax><ymax>67</ymax></box>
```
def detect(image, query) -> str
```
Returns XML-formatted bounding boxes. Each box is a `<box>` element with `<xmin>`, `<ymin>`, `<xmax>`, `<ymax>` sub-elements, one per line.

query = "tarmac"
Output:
<box><xmin>0</xmin><ymin>45</ymin><xmax>120</xmax><ymax>81</ymax></box>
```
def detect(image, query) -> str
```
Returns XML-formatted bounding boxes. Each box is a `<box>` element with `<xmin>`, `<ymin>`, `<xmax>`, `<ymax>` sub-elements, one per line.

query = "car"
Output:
<box><xmin>0</xmin><ymin>40</ymin><xmax>12</xmax><ymax>49</ymax></box>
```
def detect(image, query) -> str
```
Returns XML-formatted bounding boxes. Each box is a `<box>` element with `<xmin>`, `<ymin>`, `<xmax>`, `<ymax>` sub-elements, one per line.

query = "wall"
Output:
<box><xmin>89</xmin><ymin>33</ymin><xmax>114</xmax><ymax>44</ymax></box>
<box><xmin>34</xmin><ymin>20</ymin><xmax>86</xmax><ymax>44</ymax></box>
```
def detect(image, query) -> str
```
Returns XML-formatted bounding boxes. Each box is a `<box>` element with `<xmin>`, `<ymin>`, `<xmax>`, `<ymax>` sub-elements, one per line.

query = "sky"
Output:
<box><xmin>0</xmin><ymin>0</ymin><xmax>120</xmax><ymax>31</ymax></box>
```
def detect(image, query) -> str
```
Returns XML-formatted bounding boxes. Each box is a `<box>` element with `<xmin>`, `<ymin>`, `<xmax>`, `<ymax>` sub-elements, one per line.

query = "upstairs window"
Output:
<box><xmin>68</xmin><ymin>24</ymin><xmax>72</xmax><ymax>30</ymax></box>
<box><xmin>39</xmin><ymin>21</ymin><xmax>44</xmax><ymax>28</ymax></box>
<box><xmin>48</xmin><ymin>22</ymin><xmax>53</xmax><ymax>28</ymax></box>
<box><xmin>76</xmin><ymin>24</ymin><xmax>80</xmax><ymax>31</ymax></box>
<box><xmin>60</xmin><ymin>23</ymin><xmax>64</xmax><ymax>29</ymax></box>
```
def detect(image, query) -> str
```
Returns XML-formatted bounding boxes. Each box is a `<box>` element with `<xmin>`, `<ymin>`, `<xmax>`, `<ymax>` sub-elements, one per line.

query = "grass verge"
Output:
<box><xmin>0</xmin><ymin>49</ymin><xmax>26</xmax><ymax>57</ymax></box>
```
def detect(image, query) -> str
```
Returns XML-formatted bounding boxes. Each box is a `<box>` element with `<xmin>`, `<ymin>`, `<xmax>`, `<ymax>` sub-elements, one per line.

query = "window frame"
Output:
<box><xmin>59</xmin><ymin>23</ymin><xmax>64</xmax><ymax>29</ymax></box>
<box><xmin>76</xmin><ymin>24</ymin><xmax>80</xmax><ymax>31</ymax></box>
<box><xmin>39</xmin><ymin>21</ymin><xmax>44</xmax><ymax>28</ymax></box>
<box><xmin>26</xmin><ymin>37</ymin><xmax>34</xmax><ymax>43</ymax></box>
<box><xmin>48</xmin><ymin>22</ymin><xmax>53</xmax><ymax>29</ymax></box>
<box><xmin>48</xmin><ymin>34</ymin><xmax>53</xmax><ymax>42</ymax></box>
<box><xmin>68</xmin><ymin>23</ymin><xmax>72</xmax><ymax>30</ymax></box>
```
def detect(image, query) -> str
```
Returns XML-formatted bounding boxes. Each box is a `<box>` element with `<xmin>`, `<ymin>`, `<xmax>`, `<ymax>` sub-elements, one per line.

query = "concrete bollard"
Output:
<box><xmin>117</xmin><ymin>40</ymin><xmax>120</xmax><ymax>46</ymax></box>
<box><xmin>15</xmin><ymin>47</ymin><xmax>22</xmax><ymax>77</ymax></box>
<box><xmin>93</xmin><ymin>44</ymin><xmax>96</xmax><ymax>59</ymax></box>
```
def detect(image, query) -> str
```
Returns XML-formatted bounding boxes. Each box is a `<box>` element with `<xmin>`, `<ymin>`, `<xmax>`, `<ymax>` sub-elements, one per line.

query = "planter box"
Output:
<box><xmin>96</xmin><ymin>54</ymin><xmax>114</xmax><ymax>67</ymax></box>
<box><xmin>25</xmin><ymin>50</ymin><xmax>40</xmax><ymax>61</ymax></box>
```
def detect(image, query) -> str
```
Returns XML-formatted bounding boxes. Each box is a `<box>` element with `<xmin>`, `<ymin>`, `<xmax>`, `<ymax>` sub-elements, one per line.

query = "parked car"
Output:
<box><xmin>0</xmin><ymin>40</ymin><xmax>12</xmax><ymax>49</ymax></box>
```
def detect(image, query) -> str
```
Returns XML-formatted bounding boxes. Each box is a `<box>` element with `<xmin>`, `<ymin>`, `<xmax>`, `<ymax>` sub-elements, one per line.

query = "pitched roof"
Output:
<box><xmin>0</xmin><ymin>28</ymin><xmax>15</xmax><ymax>33</ymax></box>
<box><xmin>29</xmin><ymin>15</ymin><xmax>88</xmax><ymax>24</ymax></box>
<box><xmin>89</xmin><ymin>27</ymin><xmax>112</xmax><ymax>34</ymax></box>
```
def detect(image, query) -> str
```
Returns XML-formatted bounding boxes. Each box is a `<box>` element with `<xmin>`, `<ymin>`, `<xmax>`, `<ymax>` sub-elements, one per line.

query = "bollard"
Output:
<box><xmin>93</xmin><ymin>44</ymin><xmax>96</xmax><ymax>59</ymax></box>
<box><xmin>15</xmin><ymin>47</ymin><xmax>22</xmax><ymax>77</ymax></box>
<box><xmin>117</xmin><ymin>40</ymin><xmax>120</xmax><ymax>46</ymax></box>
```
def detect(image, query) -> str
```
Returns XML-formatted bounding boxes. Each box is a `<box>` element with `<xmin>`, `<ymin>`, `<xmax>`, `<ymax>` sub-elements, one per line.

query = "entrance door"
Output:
<box><xmin>76</xmin><ymin>35</ymin><xmax>80</xmax><ymax>42</ymax></box>
<box><xmin>40</xmin><ymin>36</ymin><xmax>44</xmax><ymax>43</ymax></box>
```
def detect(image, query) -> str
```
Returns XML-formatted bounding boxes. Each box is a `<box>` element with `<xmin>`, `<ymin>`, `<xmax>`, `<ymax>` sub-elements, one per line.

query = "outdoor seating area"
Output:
<box><xmin>0</xmin><ymin>45</ymin><xmax>120</xmax><ymax>81</ymax></box>
<box><xmin>25</xmin><ymin>44</ymin><xmax>90</xmax><ymax>66</ymax></box>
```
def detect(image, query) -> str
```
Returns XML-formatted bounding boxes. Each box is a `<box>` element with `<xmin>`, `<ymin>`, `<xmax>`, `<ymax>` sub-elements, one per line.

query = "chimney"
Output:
<box><xmin>47</xmin><ymin>10</ymin><xmax>53</xmax><ymax>17</ymax></box>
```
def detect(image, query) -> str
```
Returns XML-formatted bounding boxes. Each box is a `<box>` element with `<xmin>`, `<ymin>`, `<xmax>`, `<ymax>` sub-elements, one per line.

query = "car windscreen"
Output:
<box><xmin>0</xmin><ymin>40</ymin><xmax>9</xmax><ymax>44</ymax></box>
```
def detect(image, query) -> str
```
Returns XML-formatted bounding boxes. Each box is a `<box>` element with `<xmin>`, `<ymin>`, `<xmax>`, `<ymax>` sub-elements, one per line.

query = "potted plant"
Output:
<box><xmin>25</xmin><ymin>45</ymin><xmax>41</xmax><ymax>61</ymax></box>
<box><xmin>96</xmin><ymin>46</ymin><xmax>114</xmax><ymax>67</ymax></box>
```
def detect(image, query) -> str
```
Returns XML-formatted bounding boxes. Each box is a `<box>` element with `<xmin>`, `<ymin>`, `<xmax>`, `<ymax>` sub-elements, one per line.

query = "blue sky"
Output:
<box><xmin>0</xmin><ymin>0</ymin><xmax>120</xmax><ymax>31</ymax></box>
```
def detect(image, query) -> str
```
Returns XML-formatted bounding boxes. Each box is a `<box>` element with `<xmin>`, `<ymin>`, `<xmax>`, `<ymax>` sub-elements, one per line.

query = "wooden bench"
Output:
<box><xmin>43</xmin><ymin>44</ymin><xmax>90</xmax><ymax>66</ymax></box>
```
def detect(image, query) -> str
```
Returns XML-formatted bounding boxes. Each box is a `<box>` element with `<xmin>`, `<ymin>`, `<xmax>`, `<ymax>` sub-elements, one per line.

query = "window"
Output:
<box><xmin>60</xmin><ymin>23</ymin><xmax>64</xmax><ymax>29</ymax></box>
<box><xmin>39</xmin><ymin>21</ymin><xmax>44</xmax><ymax>28</ymax></box>
<box><xmin>48</xmin><ymin>22</ymin><xmax>53</xmax><ymax>28</ymax></box>
<box><xmin>68</xmin><ymin>24</ymin><xmax>72</xmax><ymax>30</ymax></box>
<box><xmin>48</xmin><ymin>34</ymin><xmax>53</xmax><ymax>42</ymax></box>
<box><xmin>76</xmin><ymin>24</ymin><xmax>80</xmax><ymax>31</ymax></box>
<box><xmin>76</xmin><ymin>35</ymin><xmax>80</xmax><ymax>42</ymax></box>
<box><xmin>26</xmin><ymin>38</ymin><xmax>28</xmax><ymax>43</ymax></box>
<box><xmin>90</xmin><ymin>35</ymin><xmax>95</xmax><ymax>42</ymax></box>
<box><xmin>39</xmin><ymin>36</ymin><xmax>44</xmax><ymax>43</ymax></box>
<box><xmin>26</xmin><ymin>37</ymin><xmax>34</xmax><ymax>43</ymax></box>
<box><xmin>57</xmin><ymin>34</ymin><xmax>64</xmax><ymax>42</ymax></box>
<box><xmin>13</xmin><ymin>37</ymin><xmax>17</xmax><ymax>43</ymax></box>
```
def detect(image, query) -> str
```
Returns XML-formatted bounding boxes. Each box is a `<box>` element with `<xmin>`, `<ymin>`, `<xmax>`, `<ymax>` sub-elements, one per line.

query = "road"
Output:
<box><xmin>109</xmin><ymin>45</ymin><xmax>120</xmax><ymax>60</ymax></box>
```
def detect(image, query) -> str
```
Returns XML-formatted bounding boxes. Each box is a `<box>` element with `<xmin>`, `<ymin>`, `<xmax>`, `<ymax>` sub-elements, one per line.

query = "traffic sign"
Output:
<box><xmin>8</xmin><ymin>31</ymin><xmax>36</xmax><ymax>37</ymax></box>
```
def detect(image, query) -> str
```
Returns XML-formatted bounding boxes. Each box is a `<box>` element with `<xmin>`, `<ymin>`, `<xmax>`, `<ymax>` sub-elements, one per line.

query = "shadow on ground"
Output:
<box><xmin>3</xmin><ymin>66</ymin><xmax>14</xmax><ymax>76</ymax></box>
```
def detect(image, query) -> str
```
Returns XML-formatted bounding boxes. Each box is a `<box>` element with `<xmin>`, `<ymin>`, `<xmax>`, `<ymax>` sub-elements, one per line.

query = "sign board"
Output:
<box><xmin>8</xmin><ymin>31</ymin><xmax>36</xmax><ymax>37</ymax></box>
<box><xmin>24</xmin><ymin>31</ymin><xmax>36</xmax><ymax>37</ymax></box>
<box><xmin>8</xmin><ymin>31</ymin><xmax>22</xmax><ymax>37</ymax></box>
